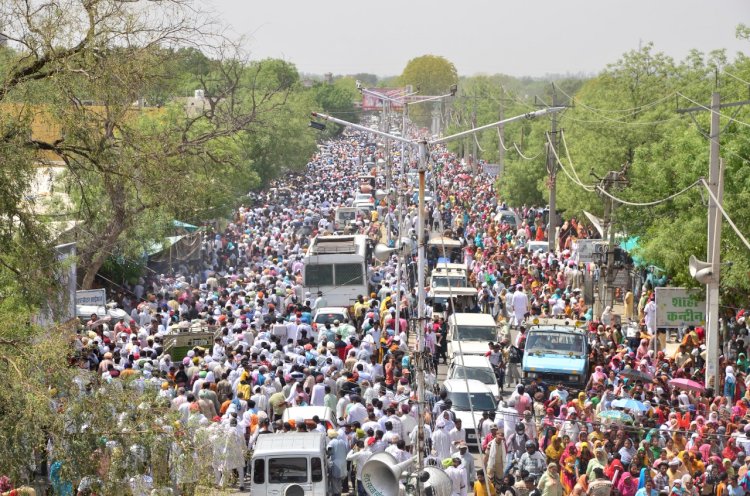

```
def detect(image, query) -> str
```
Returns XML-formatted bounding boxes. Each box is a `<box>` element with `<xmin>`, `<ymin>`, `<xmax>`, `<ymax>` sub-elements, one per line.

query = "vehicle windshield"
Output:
<box><xmin>501</xmin><ymin>214</ymin><xmax>516</xmax><ymax>225</ymax></box>
<box><xmin>525</xmin><ymin>331</ymin><xmax>585</xmax><ymax>355</ymax></box>
<box><xmin>432</xmin><ymin>276</ymin><xmax>467</xmax><ymax>288</ymax></box>
<box><xmin>338</xmin><ymin>211</ymin><xmax>356</xmax><ymax>221</ymax></box>
<box><xmin>455</xmin><ymin>325</ymin><xmax>496</xmax><ymax>341</ymax></box>
<box><xmin>314</xmin><ymin>313</ymin><xmax>345</xmax><ymax>324</ymax></box>
<box><xmin>451</xmin><ymin>366</ymin><xmax>497</xmax><ymax>386</ymax></box>
<box><xmin>448</xmin><ymin>391</ymin><xmax>496</xmax><ymax>412</ymax></box>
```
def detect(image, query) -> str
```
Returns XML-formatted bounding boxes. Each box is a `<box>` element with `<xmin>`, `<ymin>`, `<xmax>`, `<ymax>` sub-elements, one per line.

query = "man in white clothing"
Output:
<box><xmin>446</xmin><ymin>456</ymin><xmax>468</xmax><ymax>496</ymax></box>
<box><xmin>510</xmin><ymin>285</ymin><xmax>528</xmax><ymax>328</ymax></box>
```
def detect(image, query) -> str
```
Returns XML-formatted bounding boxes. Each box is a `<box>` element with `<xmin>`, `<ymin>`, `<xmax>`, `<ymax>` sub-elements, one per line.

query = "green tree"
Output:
<box><xmin>400</xmin><ymin>55</ymin><xmax>458</xmax><ymax>127</ymax></box>
<box><xmin>400</xmin><ymin>55</ymin><xmax>458</xmax><ymax>94</ymax></box>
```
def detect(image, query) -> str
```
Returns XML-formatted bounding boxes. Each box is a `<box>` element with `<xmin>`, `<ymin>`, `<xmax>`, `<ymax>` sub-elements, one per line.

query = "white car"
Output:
<box><xmin>354</xmin><ymin>193</ymin><xmax>373</xmax><ymax>204</ymax></box>
<box><xmin>282</xmin><ymin>406</ymin><xmax>337</xmax><ymax>430</ymax></box>
<box><xmin>441</xmin><ymin>379</ymin><xmax>498</xmax><ymax>451</ymax></box>
<box><xmin>448</xmin><ymin>354</ymin><xmax>501</xmax><ymax>399</ymax></box>
<box><xmin>312</xmin><ymin>307</ymin><xmax>354</xmax><ymax>339</ymax></box>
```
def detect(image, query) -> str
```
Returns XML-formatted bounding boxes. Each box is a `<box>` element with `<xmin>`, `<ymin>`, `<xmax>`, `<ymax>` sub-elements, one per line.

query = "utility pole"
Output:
<box><xmin>593</xmin><ymin>168</ymin><xmax>628</xmax><ymax>318</ymax></box>
<box><xmin>679</xmin><ymin>86</ymin><xmax>750</xmax><ymax>391</ymax></box>
<box><xmin>537</xmin><ymin>84</ymin><xmax>573</xmax><ymax>252</ymax></box>
<box><xmin>497</xmin><ymin>87</ymin><xmax>515</xmax><ymax>179</ymax></box>
<box><xmin>471</xmin><ymin>96</ymin><xmax>478</xmax><ymax>171</ymax></box>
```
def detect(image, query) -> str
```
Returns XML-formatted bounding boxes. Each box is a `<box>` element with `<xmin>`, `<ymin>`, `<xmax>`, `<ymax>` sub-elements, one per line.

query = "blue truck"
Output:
<box><xmin>521</xmin><ymin>325</ymin><xmax>589</xmax><ymax>389</ymax></box>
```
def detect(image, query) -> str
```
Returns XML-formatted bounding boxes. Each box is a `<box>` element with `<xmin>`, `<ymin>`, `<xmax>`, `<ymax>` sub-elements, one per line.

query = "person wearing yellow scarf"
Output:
<box><xmin>546</xmin><ymin>435</ymin><xmax>565</xmax><ymax>464</ymax></box>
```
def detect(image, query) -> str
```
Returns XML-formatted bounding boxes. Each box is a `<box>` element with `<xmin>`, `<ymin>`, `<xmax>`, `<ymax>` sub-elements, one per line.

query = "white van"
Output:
<box><xmin>446</xmin><ymin>313</ymin><xmax>499</xmax><ymax>359</ymax></box>
<box><xmin>334</xmin><ymin>206</ymin><xmax>358</xmax><ymax>230</ymax></box>
<box><xmin>250</xmin><ymin>432</ymin><xmax>328</xmax><ymax>496</ymax></box>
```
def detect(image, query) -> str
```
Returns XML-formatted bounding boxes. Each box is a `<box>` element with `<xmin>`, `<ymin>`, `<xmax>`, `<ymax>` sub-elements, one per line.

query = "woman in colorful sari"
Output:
<box><xmin>561</xmin><ymin>444</ymin><xmax>578</xmax><ymax>495</ymax></box>
<box><xmin>546</xmin><ymin>435</ymin><xmax>565</xmax><ymax>465</ymax></box>
<box><xmin>571</xmin><ymin>475</ymin><xmax>589</xmax><ymax>496</ymax></box>
<box><xmin>617</xmin><ymin>464</ymin><xmax>641</xmax><ymax>496</ymax></box>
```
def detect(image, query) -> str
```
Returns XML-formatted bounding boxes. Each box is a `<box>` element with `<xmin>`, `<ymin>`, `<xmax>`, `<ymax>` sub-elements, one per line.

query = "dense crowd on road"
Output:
<box><xmin>5</xmin><ymin>126</ymin><xmax>750</xmax><ymax>496</ymax></box>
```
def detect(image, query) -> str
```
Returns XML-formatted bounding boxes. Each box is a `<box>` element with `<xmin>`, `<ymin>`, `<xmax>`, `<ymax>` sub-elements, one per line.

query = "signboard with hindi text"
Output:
<box><xmin>655</xmin><ymin>287</ymin><xmax>706</xmax><ymax>328</ymax></box>
<box><xmin>76</xmin><ymin>288</ymin><xmax>106</xmax><ymax>307</ymax></box>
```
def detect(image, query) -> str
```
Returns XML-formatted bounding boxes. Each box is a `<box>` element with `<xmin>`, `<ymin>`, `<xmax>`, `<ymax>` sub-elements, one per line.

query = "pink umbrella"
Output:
<box><xmin>668</xmin><ymin>378</ymin><xmax>705</xmax><ymax>392</ymax></box>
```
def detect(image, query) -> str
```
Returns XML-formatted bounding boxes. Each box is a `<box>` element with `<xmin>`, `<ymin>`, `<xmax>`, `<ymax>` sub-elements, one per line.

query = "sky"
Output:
<box><xmin>202</xmin><ymin>0</ymin><xmax>749</xmax><ymax>78</ymax></box>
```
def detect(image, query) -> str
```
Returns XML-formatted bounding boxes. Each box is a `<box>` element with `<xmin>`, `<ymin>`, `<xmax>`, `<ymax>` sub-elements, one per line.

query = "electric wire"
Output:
<box><xmin>544</xmin><ymin>133</ymin><xmax>596</xmax><ymax>192</ymax></box>
<box><xmin>677</xmin><ymin>92</ymin><xmax>750</xmax><ymax>130</ymax></box>
<box><xmin>722</xmin><ymin>70</ymin><xmax>750</xmax><ymax>86</ymax></box>
<box><xmin>560</xmin><ymin>130</ymin><xmax>588</xmax><ymax>187</ymax></box>
<box><xmin>554</xmin><ymin>85</ymin><xmax>678</xmax><ymax>115</ymax></box>
<box><xmin>561</xmin><ymin>113</ymin><xmax>681</xmax><ymax>126</ymax></box>
<box><xmin>699</xmin><ymin>178</ymin><xmax>750</xmax><ymax>252</ymax></box>
<box><xmin>513</xmin><ymin>142</ymin><xmax>544</xmax><ymax>161</ymax></box>
<box><xmin>474</xmin><ymin>132</ymin><xmax>485</xmax><ymax>153</ymax></box>
<box><xmin>691</xmin><ymin>126</ymin><xmax>750</xmax><ymax>165</ymax></box>
<box><xmin>497</xmin><ymin>127</ymin><xmax>511</xmax><ymax>151</ymax></box>
<box><xmin>595</xmin><ymin>180</ymin><xmax>701</xmax><ymax>207</ymax></box>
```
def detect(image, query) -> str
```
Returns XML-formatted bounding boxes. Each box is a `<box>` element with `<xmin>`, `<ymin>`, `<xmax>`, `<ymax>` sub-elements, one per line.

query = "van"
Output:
<box><xmin>334</xmin><ymin>206</ymin><xmax>358</xmax><ymax>230</ymax></box>
<box><xmin>250</xmin><ymin>432</ymin><xmax>328</xmax><ymax>496</ymax></box>
<box><xmin>446</xmin><ymin>313</ymin><xmax>499</xmax><ymax>359</ymax></box>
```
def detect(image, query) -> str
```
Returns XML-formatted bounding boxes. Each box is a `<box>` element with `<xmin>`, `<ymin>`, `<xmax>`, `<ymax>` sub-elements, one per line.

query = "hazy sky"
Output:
<box><xmin>203</xmin><ymin>0</ymin><xmax>748</xmax><ymax>77</ymax></box>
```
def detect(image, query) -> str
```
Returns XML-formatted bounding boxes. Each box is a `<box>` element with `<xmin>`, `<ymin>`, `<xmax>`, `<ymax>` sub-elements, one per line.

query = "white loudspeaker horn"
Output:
<box><xmin>361</xmin><ymin>452</ymin><xmax>416</xmax><ymax>496</ymax></box>
<box><xmin>689</xmin><ymin>255</ymin><xmax>714</xmax><ymax>285</ymax></box>
<box><xmin>421</xmin><ymin>466</ymin><xmax>453</xmax><ymax>496</ymax></box>
<box><xmin>373</xmin><ymin>243</ymin><xmax>396</xmax><ymax>262</ymax></box>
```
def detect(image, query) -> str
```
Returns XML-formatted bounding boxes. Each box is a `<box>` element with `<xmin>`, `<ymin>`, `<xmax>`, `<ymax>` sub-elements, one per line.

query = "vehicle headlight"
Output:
<box><xmin>568</xmin><ymin>375</ymin><xmax>578</xmax><ymax>382</ymax></box>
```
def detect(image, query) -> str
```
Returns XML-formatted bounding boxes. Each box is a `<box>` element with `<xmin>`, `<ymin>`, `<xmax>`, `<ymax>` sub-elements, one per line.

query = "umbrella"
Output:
<box><xmin>668</xmin><ymin>378</ymin><xmax>705</xmax><ymax>393</ymax></box>
<box><xmin>619</xmin><ymin>367</ymin><xmax>653</xmax><ymax>383</ymax></box>
<box><xmin>611</xmin><ymin>398</ymin><xmax>648</xmax><ymax>412</ymax></box>
<box><xmin>597</xmin><ymin>410</ymin><xmax>633</xmax><ymax>423</ymax></box>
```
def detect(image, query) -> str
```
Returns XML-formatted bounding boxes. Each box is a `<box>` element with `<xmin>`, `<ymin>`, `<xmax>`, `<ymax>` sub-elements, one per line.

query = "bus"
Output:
<box><xmin>303</xmin><ymin>235</ymin><xmax>371</xmax><ymax>307</ymax></box>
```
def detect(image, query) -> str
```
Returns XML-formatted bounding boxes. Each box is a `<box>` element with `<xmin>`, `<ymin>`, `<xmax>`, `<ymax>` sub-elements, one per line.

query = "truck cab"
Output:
<box><xmin>521</xmin><ymin>325</ymin><xmax>589</xmax><ymax>389</ymax></box>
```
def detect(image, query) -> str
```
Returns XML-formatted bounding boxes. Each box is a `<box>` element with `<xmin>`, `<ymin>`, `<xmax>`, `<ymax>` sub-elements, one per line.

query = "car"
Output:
<box><xmin>526</xmin><ymin>240</ymin><xmax>550</xmax><ymax>254</ymax></box>
<box><xmin>353</xmin><ymin>201</ymin><xmax>375</xmax><ymax>215</ymax></box>
<box><xmin>448</xmin><ymin>354</ymin><xmax>501</xmax><ymax>399</ymax></box>
<box><xmin>282</xmin><ymin>406</ymin><xmax>338</xmax><ymax>430</ymax></box>
<box><xmin>312</xmin><ymin>307</ymin><xmax>355</xmax><ymax>339</ymax></box>
<box><xmin>354</xmin><ymin>192</ymin><xmax>373</xmax><ymax>204</ymax></box>
<box><xmin>441</xmin><ymin>379</ymin><xmax>498</xmax><ymax>452</ymax></box>
<box><xmin>494</xmin><ymin>209</ymin><xmax>521</xmax><ymax>228</ymax></box>
<box><xmin>446</xmin><ymin>313</ymin><xmax>499</xmax><ymax>359</ymax></box>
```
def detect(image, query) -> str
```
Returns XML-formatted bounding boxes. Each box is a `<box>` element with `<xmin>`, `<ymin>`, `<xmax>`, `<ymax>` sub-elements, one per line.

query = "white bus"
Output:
<box><xmin>303</xmin><ymin>235</ymin><xmax>371</xmax><ymax>307</ymax></box>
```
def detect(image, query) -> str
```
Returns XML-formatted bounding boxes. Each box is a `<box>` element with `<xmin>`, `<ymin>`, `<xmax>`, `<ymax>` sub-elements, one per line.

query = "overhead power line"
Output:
<box><xmin>554</xmin><ymin>85</ymin><xmax>678</xmax><ymax>115</ymax></box>
<box><xmin>544</xmin><ymin>132</ymin><xmax>596</xmax><ymax>192</ymax></box>
<box><xmin>595</xmin><ymin>179</ymin><xmax>701</xmax><ymax>207</ymax></box>
<box><xmin>699</xmin><ymin>178</ymin><xmax>750</xmax><ymax>252</ymax></box>
<box><xmin>722</xmin><ymin>70</ymin><xmax>750</xmax><ymax>87</ymax></box>
<box><xmin>677</xmin><ymin>92</ymin><xmax>750</xmax><ymax>130</ymax></box>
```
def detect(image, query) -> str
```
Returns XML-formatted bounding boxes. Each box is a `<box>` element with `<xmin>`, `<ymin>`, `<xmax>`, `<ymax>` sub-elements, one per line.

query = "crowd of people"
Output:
<box><xmin>4</xmin><ymin>125</ymin><xmax>749</xmax><ymax>496</ymax></box>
